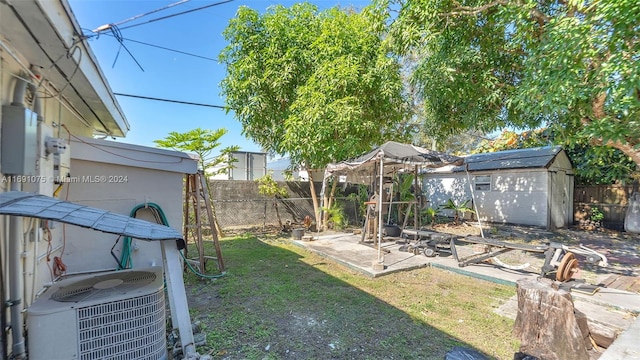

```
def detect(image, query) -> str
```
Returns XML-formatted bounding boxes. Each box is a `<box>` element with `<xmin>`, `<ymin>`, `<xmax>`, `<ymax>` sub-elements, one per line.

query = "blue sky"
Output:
<box><xmin>68</xmin><ymin>0</ymin><xmax>373</xmax><ymax>156</ymax></box>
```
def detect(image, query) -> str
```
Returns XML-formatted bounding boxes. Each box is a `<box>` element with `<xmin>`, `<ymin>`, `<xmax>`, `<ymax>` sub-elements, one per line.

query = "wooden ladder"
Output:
<box><xmin>183</xmin><ymin>171</ymin><xmax>225</xmax><ymax>273</ymax></box>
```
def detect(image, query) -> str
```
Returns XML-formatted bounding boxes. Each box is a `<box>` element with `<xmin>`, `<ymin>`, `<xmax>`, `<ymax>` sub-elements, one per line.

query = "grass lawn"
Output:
<box><xmin>184</xmin><ymin>234</ymin><xmax>520</xmax><ymax>359</ymax></box>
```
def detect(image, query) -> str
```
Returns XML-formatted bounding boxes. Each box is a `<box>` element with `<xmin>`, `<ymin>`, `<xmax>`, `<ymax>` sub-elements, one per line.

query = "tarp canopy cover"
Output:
<box><xmin>324</xmin><ymin>141</ymin><xmax>464</xmax><ymax>183</ymax></box>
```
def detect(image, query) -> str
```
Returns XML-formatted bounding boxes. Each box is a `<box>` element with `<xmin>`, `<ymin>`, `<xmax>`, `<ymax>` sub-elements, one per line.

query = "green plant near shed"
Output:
<box><xmin>590</xmin><ymin>206</ymin><xmax>604</xmax><ymax>226</ymax></box>
<box><xmin>392</xmin><ymin>173</ymin><xmax>417</xmax><ymax>225</ymax></box>
<box><xmin>440</xmin><ymin>199</ymin><xmax>475</xmax><ymax>225</ymax></box>
<box><xmin>421</xmin><ymin>207</ymin><xmax>441</xmax><ymax>227</ymax></box>
<box><xmin>322</xmin><ymin>203</ymin><xmax>348</xmax><ymax>230</ymax></box>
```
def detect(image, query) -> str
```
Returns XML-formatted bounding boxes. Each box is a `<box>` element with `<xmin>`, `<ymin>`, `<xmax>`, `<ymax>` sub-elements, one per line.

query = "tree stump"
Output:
<box><xmin>513</xmin><ymin>278</ymin><xmax>589</xmax><ymax>360</ymax></box>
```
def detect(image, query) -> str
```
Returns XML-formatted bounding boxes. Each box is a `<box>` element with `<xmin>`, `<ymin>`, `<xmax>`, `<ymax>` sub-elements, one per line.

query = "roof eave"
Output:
<box><xmin>1</xmin><ymin>0</ymin><xmax>129</xmax><ymax>137</ymax></box>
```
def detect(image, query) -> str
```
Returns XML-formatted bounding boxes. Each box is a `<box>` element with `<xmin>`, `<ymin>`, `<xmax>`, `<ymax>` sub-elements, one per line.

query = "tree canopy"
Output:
<box><xmin>391</xmin><ymin>0</ymin><xmax>640</xmax><ymax>165</ymax></box>
<box><xmin>220</xmin><ymin>2</ymin><xmax>409</xmax><ymax>227</ymax></box>
<box><xmin>220</xmin><ymin>2</ymin><xmax>408</xmax><ymax>170</ymax></box>
<box><xmin>153</xmin><ymin>127</ymin><xmax>239</xmax><ymax>176</ymax></box>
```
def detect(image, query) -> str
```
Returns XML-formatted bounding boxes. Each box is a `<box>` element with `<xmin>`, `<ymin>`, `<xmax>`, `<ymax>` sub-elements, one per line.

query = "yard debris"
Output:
<box><xmin>445</xmin><ymin>346</ymin><xmax>489</xmax><ymax>359</ymax></box>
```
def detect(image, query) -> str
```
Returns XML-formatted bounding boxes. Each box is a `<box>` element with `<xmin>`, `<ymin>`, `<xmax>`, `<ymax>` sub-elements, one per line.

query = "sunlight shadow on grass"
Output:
<box><xmin>185</xmin><ymin>234</ymin><xmax>518</xmax><ymax>359</ymax></box>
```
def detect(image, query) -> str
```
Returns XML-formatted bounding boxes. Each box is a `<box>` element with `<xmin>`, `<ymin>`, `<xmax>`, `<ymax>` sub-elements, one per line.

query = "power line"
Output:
<box><xmin>90</xmin><ymin>30</ymin><xmax>216</xmax><ymax>61</ymax></box>
<box><xmin>114</xmin><ymin>93</ymin><xmax>228</xmax><ymax>109</ymax></box>
<box><xmin>117</xmin><ymin>0</ymin><xmax>235</xmax><ymax>31</ymax></box>
<box><xmin>92</xmin><ymin>0</ymin><xmax>191</xmax><ymax>32</ymax></box>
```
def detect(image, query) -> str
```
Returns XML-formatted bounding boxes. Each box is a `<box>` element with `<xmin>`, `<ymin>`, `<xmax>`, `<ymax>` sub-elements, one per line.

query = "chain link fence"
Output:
<box><xmin>212</xmin><ymin>197</ymin><xmax>363</xmax><ymax>232</ymax></box>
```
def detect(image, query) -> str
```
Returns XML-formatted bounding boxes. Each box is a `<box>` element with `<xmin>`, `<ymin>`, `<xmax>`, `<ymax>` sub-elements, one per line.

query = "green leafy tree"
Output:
<box><xmin>220</xmin><ymin>2</ymin><xmax>408</xmax><ymax>229</ymax></box>
<box><xmin>567</xmin><ymin>142</ymin><xmax>638</xmax><ymax>185</ymax></box>
<box><xmin>256</xmin><ymin>173</ymin><xmax>289</xmax><ymax>230</ymax></box>
<box><xmin>473</xmin><ymin>129</ymin><xmax>553</xmax><ymax>154</ymax></box>
<box><xmin>402</xmin><ymin>50</ymin><xmax>489</xmax><ymax>155</ymax></box>
<box><xmin>391</xmin><ymin>0</ymin><xmax>640</xmax><ymax>166</ymax></box>
<box><xmin>154</xmin><ymin>128</ymin><xmax>240</xmax><ymax>237</ymax></box>
<box><xmin>154</xmin><ymin>128</ymin><xmax>240</xmax><ymax>175</ymax></box>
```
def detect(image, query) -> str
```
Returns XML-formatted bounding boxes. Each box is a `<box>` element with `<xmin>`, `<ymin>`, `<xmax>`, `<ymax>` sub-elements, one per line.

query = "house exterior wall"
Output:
<box><xmin>0</xmin><ymin>32</ymin><xmax>109</xmax><ymax>320</ymax></box>
<box><xmin>229</xmin><ymin>151</ymin><xmax>267</xmax><ymax>180</ymax></box>
<box><xmin>62</xmin><ymin>160</ymin><xmax>184</xmax><ymax>272</ymax></box>
<box><xmin>61</xmin><ymin>137</ymin><xmax>196</xmax><ymax>272</ymax></box>
<box><xmin>210</xmin><ymin>151</ymin><xmax>268</xmax><ymax>180</ymax></box>
<box><xmin>1</xmin><ymin>3</ymin><xmax>197</xmax><ymax>357</ymax></box>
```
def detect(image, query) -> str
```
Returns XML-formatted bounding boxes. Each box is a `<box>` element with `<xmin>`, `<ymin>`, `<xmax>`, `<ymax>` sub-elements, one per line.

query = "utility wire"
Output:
<box><xmin>92</xmin><ymin>0</ymin><xmax>191</xmax><ymax>32</ymax></box>
<box><xmin>108</xmin><ymin>24</ymin><xmax>145</xmax><ymax>71</ymax></box>
<box><xmin>114</xmin><ymin>93</ymin><xmax>228</xmax><ymax>109</ymax></box>
<box><xmin>88</xmin><ymin>30</ymin><xmax>216</xmax><ymax>61</ymax></box>
<box><xmin>84</xmin><ymin>0</ymin><xmax>233</xmax><ymax>68</ymax></box>
<box><xmin>115</xmin><ymin>0</ymin><xmax>234</xmax><ymax>32</ymax></box>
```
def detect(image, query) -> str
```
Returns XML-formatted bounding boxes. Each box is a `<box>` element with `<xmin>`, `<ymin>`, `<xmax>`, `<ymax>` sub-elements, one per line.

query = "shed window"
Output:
<box><xmin>474</xmin><ymin>175</ymin><xmax>491</xmax><ymax>191</ymax></box>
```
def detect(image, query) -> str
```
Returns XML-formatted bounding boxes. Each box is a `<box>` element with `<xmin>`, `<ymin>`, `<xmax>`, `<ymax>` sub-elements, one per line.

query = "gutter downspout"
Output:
<box><xmin>7</xmin><ymin>182</ymin><xmax>25</xmax><ymax>359</ymax></box>
<box><xmin>6</xmin><ymin>76</ymin><xmax>31</xmax><ymax>359</ymax></box>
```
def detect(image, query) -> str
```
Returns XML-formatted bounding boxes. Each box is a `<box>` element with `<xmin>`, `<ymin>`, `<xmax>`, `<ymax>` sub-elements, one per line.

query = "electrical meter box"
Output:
<box><xmin>54</xmin><ymin>144</ymin><xmax>71</xmax><ymax>182</ymax></box>
<box><xmin>1</xmin><ymin>105</ymin><xmax>38</xmax><ymax>175</ymax></box>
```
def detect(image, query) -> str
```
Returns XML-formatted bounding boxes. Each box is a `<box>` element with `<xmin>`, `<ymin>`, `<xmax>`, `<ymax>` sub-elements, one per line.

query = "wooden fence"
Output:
<box><xmin>574</xmin><ymin>184</ymin><xmax>639</xmax><ymax>229</ymax></box>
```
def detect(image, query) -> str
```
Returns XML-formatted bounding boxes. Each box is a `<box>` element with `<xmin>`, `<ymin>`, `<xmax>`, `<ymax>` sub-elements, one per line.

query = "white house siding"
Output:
<box><xmin>0</xmin><ymin>3</ymin><xmax>204</xmax><ymax>357</ymax></box>
<box><xmin>424</xmin><ymin>175</ymin><xmax>472</xmax><ymax>214</ymax></box>
<box><xmin>62</xmin><ymin>137</ymin><xmax>196</xmax><ymax>272</ymax></box>
<box><xmin>0</xmin><ymin>23</ymin><xmax>112</xmax><ymax>312</ymax></box>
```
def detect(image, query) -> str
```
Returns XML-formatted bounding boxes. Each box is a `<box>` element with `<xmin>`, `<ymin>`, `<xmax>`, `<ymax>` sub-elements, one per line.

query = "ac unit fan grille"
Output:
<box><xmin>77</xmin><ymin>290</ymin><xmax>166</xmax><ymax>360</ymax></box>
<box><xmin>52</xmin><ymin>270</ymin><xmax>157</xmax><ymax>302</ymax></box>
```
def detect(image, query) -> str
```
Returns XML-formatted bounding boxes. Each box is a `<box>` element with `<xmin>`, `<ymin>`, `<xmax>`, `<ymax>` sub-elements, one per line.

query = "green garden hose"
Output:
<box><xmin>120</xmin><ymin>203</ymin><xmax>225</xmax><ymax>279</ymax></box>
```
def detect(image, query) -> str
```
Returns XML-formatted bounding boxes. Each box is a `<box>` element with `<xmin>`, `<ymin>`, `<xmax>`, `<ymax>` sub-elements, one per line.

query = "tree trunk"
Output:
<box><xmin>586</xmin><ymin>93</ymin><xmax>640</xmax><ymax>165</ymax></box>
<box><xmin>323</xmin><ymin>180</ymin><xmax>338</xmax><ymax>231</ymax></box>
<box><xmin>513</xmin><ymin>278</ymin><xmax>589</xmax><ymax>360</ymax></box>
<box><xmin>605</xmin><ymin>140</ymin><xmax>640</xmax><ymax>165</ymax></box>
<box><xmin>274</xmin><ymin>198</ymin><xmax>283</xmax><ymax>230</ymax></box>
<box><xmin>307</xmin><ymin>167</ymin><xmax>321</xmax><ymax>231</ymax></box>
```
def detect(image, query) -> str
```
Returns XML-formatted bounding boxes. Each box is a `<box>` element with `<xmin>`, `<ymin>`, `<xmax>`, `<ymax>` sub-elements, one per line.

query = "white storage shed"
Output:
<box><xmin>423</xmin><ymin>146</ymin><xmax>574</xmax><ymax>229</ymax></box>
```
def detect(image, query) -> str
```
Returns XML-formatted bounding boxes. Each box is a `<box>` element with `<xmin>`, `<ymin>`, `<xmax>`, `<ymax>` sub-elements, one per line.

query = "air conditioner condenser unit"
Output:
<box><xmin>27</xmin><ymin>267</ymin><xmax>167</xmax><ymax>360</ymax></box>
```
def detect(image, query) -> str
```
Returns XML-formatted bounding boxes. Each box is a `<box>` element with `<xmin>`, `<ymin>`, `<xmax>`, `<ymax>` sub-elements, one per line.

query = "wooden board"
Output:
<box><xmin>599</xmin><ymin>275</ymin><xmax>640</xmax><ymax>293</ymax></box>
<box><xmin>463</xmin><ymin>236</ymin><xmax>548</xmax><ymax>253</ymax></box>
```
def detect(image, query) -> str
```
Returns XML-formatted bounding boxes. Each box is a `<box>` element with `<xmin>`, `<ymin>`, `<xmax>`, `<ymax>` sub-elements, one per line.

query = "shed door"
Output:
<box><xmin>550</xmin><ymin>170</ymin><xmax>570</xmax><ymax>228</ymax></box>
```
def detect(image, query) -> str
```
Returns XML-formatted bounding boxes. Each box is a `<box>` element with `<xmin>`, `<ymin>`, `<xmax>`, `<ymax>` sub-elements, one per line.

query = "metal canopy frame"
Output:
<box><xmin>322</xmin><ymin>142</ymin><xmax>464</xmax><ymax>266</ymax></box>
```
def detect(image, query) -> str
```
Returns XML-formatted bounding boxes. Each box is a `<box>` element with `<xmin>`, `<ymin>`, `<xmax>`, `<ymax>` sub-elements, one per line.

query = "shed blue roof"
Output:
<box><xmin>445</xmin><ymin>146</ymin><xmax>564</xmax><ymax>173</ymax></box>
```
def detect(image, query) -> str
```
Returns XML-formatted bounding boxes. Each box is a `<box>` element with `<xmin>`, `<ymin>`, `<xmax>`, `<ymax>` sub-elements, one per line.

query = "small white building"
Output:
<box><xmin>209</xmin><ymin>150</ymin><xmax>267</xmax><ymax>180</ymax></box>
<box><xmin>423</xmin><ymin>146</ymin><xmax>574</xmax><ymax>229</ymax></box>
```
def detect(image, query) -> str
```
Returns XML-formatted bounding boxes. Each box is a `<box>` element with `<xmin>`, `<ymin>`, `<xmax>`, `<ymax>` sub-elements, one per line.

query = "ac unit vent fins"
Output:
<box><xmin>77</xmin><ymin>290</ymin><xmax>166</xmax><ymax>360</ymax></box>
